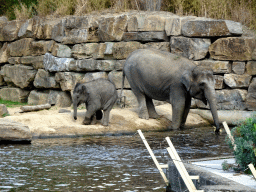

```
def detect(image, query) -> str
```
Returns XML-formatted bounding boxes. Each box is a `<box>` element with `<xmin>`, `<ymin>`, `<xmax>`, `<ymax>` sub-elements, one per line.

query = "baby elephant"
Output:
<box><xmin>73</xmin><ymin>78</ymin><xmax>118</xmax><ymax>126</ymax></box>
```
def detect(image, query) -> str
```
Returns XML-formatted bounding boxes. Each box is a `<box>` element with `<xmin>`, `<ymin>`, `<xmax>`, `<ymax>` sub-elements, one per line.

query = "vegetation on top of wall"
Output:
<box><xmin>0</xmin><ymin>0</ymin><xmax>256</xmax><ymax>30</ymax></box>
<box><xmin>226</xmin><ymin>116</ymin><xmax>256</xmax><ymax>173</ymax></box>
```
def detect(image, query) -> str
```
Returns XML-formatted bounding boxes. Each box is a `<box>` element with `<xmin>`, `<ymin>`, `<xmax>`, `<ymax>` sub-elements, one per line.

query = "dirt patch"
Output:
<box><xmin>4</xmin><ymin>104</ymin><xmax>211</xmax><ymax>138</ymax></box>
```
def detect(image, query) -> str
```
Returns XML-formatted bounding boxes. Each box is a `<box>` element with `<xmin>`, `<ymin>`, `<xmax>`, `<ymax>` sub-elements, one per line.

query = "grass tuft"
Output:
<box><xmin>0</xmin><ymin>99</ymin><xmax>28</xmax><ymax>108</ymax></box>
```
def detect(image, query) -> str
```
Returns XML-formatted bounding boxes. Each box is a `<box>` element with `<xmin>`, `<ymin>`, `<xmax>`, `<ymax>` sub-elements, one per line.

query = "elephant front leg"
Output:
<box><xmin>170</xmin><ymin>100</ymin><xmax>186</xmax><ymax>130</ymax></box>
<box><xmin>180</xmin><ymin>96</ymin><xmax>191</xmax><ymax>128</ymax></box>
<box><xmin>82</xmin><ymin>110</ymin><xmax>95</xmax><ymax>125</ymax></box>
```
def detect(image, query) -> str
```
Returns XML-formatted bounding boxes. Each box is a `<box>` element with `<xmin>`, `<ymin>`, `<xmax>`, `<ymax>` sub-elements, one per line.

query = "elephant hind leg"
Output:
<box><xmin>133</xmin><ymin>91</ymin><xmax>149</xmax><ymax>120</ymax></box>
<box><xmin>145</xmin><ymin>95</ymin><xmax>160</xmax><ymax>119</ymax></box>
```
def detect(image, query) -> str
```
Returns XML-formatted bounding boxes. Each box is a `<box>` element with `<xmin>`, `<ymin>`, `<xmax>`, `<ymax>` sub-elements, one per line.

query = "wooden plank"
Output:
<box><xmin>190</xmin><ymin>176</ymin><xmax>200</xmax><ymax>180</ymax></box>
<box><xmin>167</xmin><ymin>147</ymin><xmax>203</xmax><ymax>192</ymax></box>
<box><xmin>137</xmin><ymin>130</ymin><xmax>169</xmax><ymax>185</ymax></box>
<box><xmin>222</xmin><ymin>121</ymin><xmax>237</xmax><ymax>150</ymax></box>
<box><xmin>159</xmin><ymin>164</ymin><xmax>168</xmax><ymax>169</ymax></box>
<box><xmin>248</xmin><ymin>163</ymin><xmax>256</xmax><ymax>180</ymax></box>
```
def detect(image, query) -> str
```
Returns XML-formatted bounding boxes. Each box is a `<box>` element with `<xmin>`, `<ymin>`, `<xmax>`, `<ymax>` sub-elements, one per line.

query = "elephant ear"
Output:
<box><xmin>81</xmin><ymin>84</ymin><xmax>89</xmax><ymax>95</ymax></box>
<box><xmin>181</xmin><ymin>71</ymin><xmax>192</xmax><ymax>91</ymax></box>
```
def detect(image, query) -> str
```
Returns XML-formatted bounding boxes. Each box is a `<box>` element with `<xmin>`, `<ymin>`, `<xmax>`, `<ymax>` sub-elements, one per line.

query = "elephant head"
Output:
<box><xmin>73</xmin><ymin>83</ymin><xmax>88</xmax><ymax>120</ymax></box>
<box><xmin>182</xmin><ymin>66</ymin><xmax>220</xmax><ymax>134</ymax></box>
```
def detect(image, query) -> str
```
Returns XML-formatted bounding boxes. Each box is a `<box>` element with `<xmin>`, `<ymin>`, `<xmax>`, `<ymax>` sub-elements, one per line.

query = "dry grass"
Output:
<box><xmin>11</xmin><ymin>0</ymin><xmax>256</xmax><ymax>30</ymax></box>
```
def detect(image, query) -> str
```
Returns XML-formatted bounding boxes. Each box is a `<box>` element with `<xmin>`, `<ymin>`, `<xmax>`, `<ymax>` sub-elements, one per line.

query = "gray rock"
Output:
<box><xmin>55</xmin><ymin>91</ymin><xmax>72</xmax><ymax>107</ymax></box>
<box><xmin>115</xmin><ymin>60</ymin><xmax>126</xmax><ymax>71</ymax></box>
<box><xmin>0</xmin><ymin>119</ymin><xmax>32</xmax><ymax>142</ymax></box>
<box><xmin>108</xmin><ymin>71</ymin><xmax>130</xmax><ymax>89</ymax></box>
<box><xmin>195</xmin><ymin>60</ymin><xmax>231</xmax><ymax>74</ymax></box>
<box><xmin>182</xmin><ymin>19</ymin><xmax>243</xmax><ymax>37</ymax></box>
<box><xmin>116</xmin><ymin>89</ymin><xmax>137</xmax><ymax>107</ymax></box>
<box><xmin>171</xmin><ymin>36</ymin><xmax>211</xmax><ymax>60</ymax></box>
<box><xmin>0</xmin><ymin>104</ymin><xmax>9</xmax><ymax>117</ymax></box>
<box><xmin>51</xmin><ymin>43</ymin><xmax>72</xmax><ymax>58</ymax></box>
<box><xmin>48</xmin><ymin>90</ymin><xmax>72</xmax><ymax>107</ymax></box>
<box><xmin>95</xmin><ymin>60</ymin><xmax>116</xmax><ymax>71</ymax></box>
<box><xmin>214</xmin><ymin>75</ymin><xmax>224</xmax><ymax>89</ymax></box>
<box><xmin>191</xmin><ymin>109</ymin><xmax>254</xmax><ymax>126</ymax></box>
<box><xmin>196</xmin><ymin>89</ymin><xmax>247</xmax><ymax>110</ymax></box>
<box><xmin>165</xmin><ymin>16</ymin><xmax>196</xmax><ymax>36</ymax></box>
<box><xmin>0</xmin><ymin>16</ymin><xmax>8</xmax><ymax>25</ymax></box>
<box><xmin>70</xmin><ymin>59</ymin><xmax>97</xmax><ymax>71</ymax></box>
<box><xmin>34</xmin><ymin>69</ymin><xmax>60</xmax><ymax>89</ymax></box>
<box><xmin>144</xmin><ymin>42</ymin><xmax>170</xmax><ymax>52</ymax></box>
<box><xmin>0</xmin><ymin>88</ymin><xmax>30</xmax><ymax>103</ymax></box>
<box><xmin>224</xmin><ymin>74</ymin><xmax>252</xmax><ymax>88</ymax></box>
<box><xmin>99</xmin><ymin>14</ymin><xmax>128</xmax><ymax>41</ymax></box>
<box><xmin>8</xmin><ymin>57</ymin><xmax>21</xmax><ymax>64</ymax></box>
<box><xmin>81</xmin><ymin>72</ymin><xmax>108</xmax><ymax>84</ymax></box>
<box><xmin>0</xmin><ymin>20</ymin><xmax>24</xmax><ymax>41</ymax></box>
<box><xmin>1</xmin><ymin>64</ymin><xmax>37</xmax><ymax>88</ymax></box>
<box><xmin>59</xmin><ymin>109</ymin><xmax>71</xmax><ymax>113</ymax></box>
<box><xmin>0</xmin><ymin>43</ymin><xmax>9</xmax><ymax>64</ymax></box>
<box><xmin>52</xmin><ymin>16</ymin><xmax>99</xmax><ymax>44</ymax></box>
<box><xmin>112</xmin><ymin>42</ymin><xmax>143</xmax><ymax>59</ymax></box>
<box><xmin>18</xmin><ymin>19</ymin><xmax>35</xmax><ymax>38</ymax></box>
<box><xmin>44</xmin><ymin>53</ymin><xmax>74</xmax><ymax>72</ymax></box>
<box><xmin>72</xmin><ymin>43</ymin><xmax>99</xmax><ymax>59</ymax></box>
<box><xmin>246</xmin><ymin>78</ymin><xmax>256</xmax><ymax>111</ymax></box>
<box><xmin>246</xmin><ymin>61</ymin><xmax>256</xmax><ymax>75</ymax></box>
<box><xmin>28</xmin><ymin>90</ymin><xmax>50</xmax><ymax>105</ymax></box>
<box><xmin>138</xmin><ymin>31</ymin><xmax>168</xmax><ymax>42</ymax></box>
<box><xmin>209</xmin><ymin>37</ymin><xmax>256</xmax><ymax>61</ymax></box>
<box><xmin>20</xmin><ymin>56</ymin><xmax>44</xmax><ymax>69</ymax></box>
<box><xmin>232</xmin><ymin>62</ymin><xmax>245</xmax><ymax>75</ymax></box>
<box><xmin>127</xmin><ymin>13</ymin><xmax>166</xmax><ymax>32</ymax></box>
<box><xmin>55</xmin><ymin>72</ymin><xmax>85</xmax><ymax>91</ymax></box>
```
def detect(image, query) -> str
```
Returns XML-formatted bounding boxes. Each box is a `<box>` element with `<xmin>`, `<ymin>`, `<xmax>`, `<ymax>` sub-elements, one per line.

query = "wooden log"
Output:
<box><xmin>20</xmin><ymin>103</ymin><xmax>51</xmax><ymax>112</ymax></box>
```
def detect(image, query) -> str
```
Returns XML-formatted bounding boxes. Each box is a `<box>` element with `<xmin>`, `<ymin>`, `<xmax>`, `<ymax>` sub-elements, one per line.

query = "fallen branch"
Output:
<box><xmin>20</xmin><ymin>103</ymin><xmax>51</xmax><ymax>112</ymax></box>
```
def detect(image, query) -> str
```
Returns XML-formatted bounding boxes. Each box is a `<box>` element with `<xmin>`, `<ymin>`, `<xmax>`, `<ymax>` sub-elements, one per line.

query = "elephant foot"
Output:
<box><xmin>82</xmin><ymin>117</ymin><xmax>91</xmax><ymax>125</ymax></box>
<box><xmin>149</xmin><ymin>113</ymin><xmax>161</xmax><ymax>119</ymax></box>
<box><xmin>139</xmin><ymin>113</ymin><xmax>149</xmax><ymax>120</ymax></box>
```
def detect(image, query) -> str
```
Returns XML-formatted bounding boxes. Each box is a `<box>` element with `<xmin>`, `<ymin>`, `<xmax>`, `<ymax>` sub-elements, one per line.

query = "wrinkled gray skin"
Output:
<box><xmin>121</xmin><ymin>49</ymin><xmax>220</xmax><ymax>134</ymax></box>
<box><xmin>73</xmin><ymin>78</ymin><xmax>118</xmax><ymax>126</ymax></box>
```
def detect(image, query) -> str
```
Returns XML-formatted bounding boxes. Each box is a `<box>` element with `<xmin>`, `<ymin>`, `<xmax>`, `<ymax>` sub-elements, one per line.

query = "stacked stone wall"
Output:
<box><xmin>0</xmin><ymin>11</ymin><xmax>256</xmax><ymax>110</ymax></box>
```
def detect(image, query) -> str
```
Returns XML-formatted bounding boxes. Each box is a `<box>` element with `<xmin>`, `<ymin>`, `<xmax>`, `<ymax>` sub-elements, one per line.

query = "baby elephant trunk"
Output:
<box><xmin>73</xmin><ymin>100</ymin><xmax>78</xmax><ymax>120</ymax></box>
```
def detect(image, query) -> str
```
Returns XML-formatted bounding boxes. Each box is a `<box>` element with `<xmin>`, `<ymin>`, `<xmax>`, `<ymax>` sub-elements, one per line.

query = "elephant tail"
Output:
<box><xmin>117</xmin><ymin>70</ymin><xmax>126</xmax><ymax>108</ymax></box>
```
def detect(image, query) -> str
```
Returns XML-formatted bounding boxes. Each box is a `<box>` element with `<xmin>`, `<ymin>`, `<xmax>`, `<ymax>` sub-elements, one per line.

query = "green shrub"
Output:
<box><xmin>227</xmin><ymin>116</ymin><xmax>256</xmax><ymax>173</ymax></box>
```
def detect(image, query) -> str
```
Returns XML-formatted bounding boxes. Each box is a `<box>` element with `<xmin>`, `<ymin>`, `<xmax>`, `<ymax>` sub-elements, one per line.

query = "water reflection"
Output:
<box><xmin>0</xmin><ymin>127</ymin><xmax>232</xmax><ymax>191</ymax></box>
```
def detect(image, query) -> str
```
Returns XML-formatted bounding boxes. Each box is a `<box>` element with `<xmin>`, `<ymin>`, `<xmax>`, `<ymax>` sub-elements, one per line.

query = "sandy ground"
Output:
<box><xmin>5</xmin><ymin>104</ymin><xmax>210</xmax><ymax>138</ymax></box>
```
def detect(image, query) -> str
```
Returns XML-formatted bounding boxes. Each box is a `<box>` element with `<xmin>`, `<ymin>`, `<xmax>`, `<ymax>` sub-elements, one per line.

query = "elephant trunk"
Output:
<box><xmin>73</xmin><ymin>100</ymin><xmax>78</xmax><ymax>120</ymax></box>
<box><xmin>204</xmin><ymin>85</ymin><xmax>220</xmax><ymax>134</ymax></box>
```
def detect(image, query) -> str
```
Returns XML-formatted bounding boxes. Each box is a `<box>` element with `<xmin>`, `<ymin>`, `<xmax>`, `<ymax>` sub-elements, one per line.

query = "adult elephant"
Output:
<box><xmin>121</xmin><ymin>49</ymin><xmax>220</xmax><ymax>134</ymax></box>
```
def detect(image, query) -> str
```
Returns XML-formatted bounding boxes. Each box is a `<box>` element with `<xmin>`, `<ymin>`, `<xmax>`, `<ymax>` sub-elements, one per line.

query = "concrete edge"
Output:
<box><xmin>185</xmin><ymin>163</ymin><xmax>256</xmax><ymax>191</ymax></box>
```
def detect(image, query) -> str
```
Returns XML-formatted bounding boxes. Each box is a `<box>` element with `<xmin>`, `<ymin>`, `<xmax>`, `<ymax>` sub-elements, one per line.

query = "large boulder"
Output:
<box><xmin>196</xmin><ymin>89</ymin><xmax>247</xmax><ymax>110</ymax></box>
<box><xmin>0</xmin><ymin>104</ymin><xmax>9</xmax><ymax>117</ymax></box>
<box><xmin>28</xmin><ymin>90</ymin><xmax>49</xmax><ymax>105</ymax></box>
<box><xmin>55</xmin><ymin>72</ymin><xmax>86</xmax><ymax>91</ymax></box>
<box><xmin>224</xmin><ymin>74</ymin><xmax>252</xmax><ymax>88</ymax></box>
<box><xmin>0</xmin><ymin>43</ymin><xmax>9</xmax><ymax>64</ymax></box>
<box><xmin>195</xmin><ymin>60</ymin><xmax>231</xmax><ymax>74</ymax></box>
<box><xmin>0</xmin><ymin>87</ymin><xmax>30</xmax><ymax>103</ymax></box>
<box><xmin>246</xmin><ymin>61</ymin><xmax>256</xmax><ymax>75</ymax></box>
<box><xmin>246</xmin><ymin>78</ymin><xmax>256</xmax><ymax>110</ymax></box>
<box><xmin>0</xmin><ymin>119</ymin><xmax>32</xmax><ymax>143</ymax></box>
<box><xmin>127</xmin><ymin>13</ymin><xmax>166</xmax><ymax>32</ymax></box>
<box><xmin>48</xmin><ymin>90</ymin><xmax>72</xmax><ymax>107</ymax></box>
<box><xmin>209</xmin><ymin>37</ymin><xmax>256</xmax><ymax>61</ymax></box>
<box><xmin>0</xmin><ymin>20</ymin><xmax>24</xmax><ymax>41</ymax></box>
<box><xmin>181</xmin><ymin>19</ymin><xmax>243</xmax><ymax>37</ymax></box>
<box><xmin>165</xmin><ymin>16</ymin><xmax>197</xmax><ymax>36</ymax></box>
<box><xmin>20</xmin><ymin>56</ymin><xmax>44</xmax><ymax>69</ymax></box>
<box><xmin>232</xmin><ymin>61</ymin><xmax>245</xmax><ymax>75</ymax></box>
<box><xmin>1</xmin><ymin>64</ymin><xmax>37</xmax><ymax>88</ymax></box>
<box><xmin>108</xmin><ymin>71</ymin><xmax>130</xmax><ymax>89</ymax></box>
<box><xmin>44</xmin><ymin>53</ymin><xmax>74</xmax><ymax>72</ymax></box>
<box><xmin>171</xmin><ymin>36</ymin><xmax>211</xmax><ymax>60</ymax></box>
<box><xmin>98</xmin><ymin>14</ymin><xmax>128</xmax><ymax>41</ymax></box>
<box><xmin>52</xmin><ymin>16</ymin><xmax>99</xmax><ymax>44</ymax></box>
<box><xmin>51</xmin><ymin>43</ymin><xmax>72</xmax><ymax>58</ymax></box>
<box><xmin>34</xmin><ymin>69</ymin><xmax>60</xmax><ymax>89</ymax></box>
<box><xmin>112</xmin><ymin>42</ymin><xmax>143</xmax><ymax>59</ymax></box>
